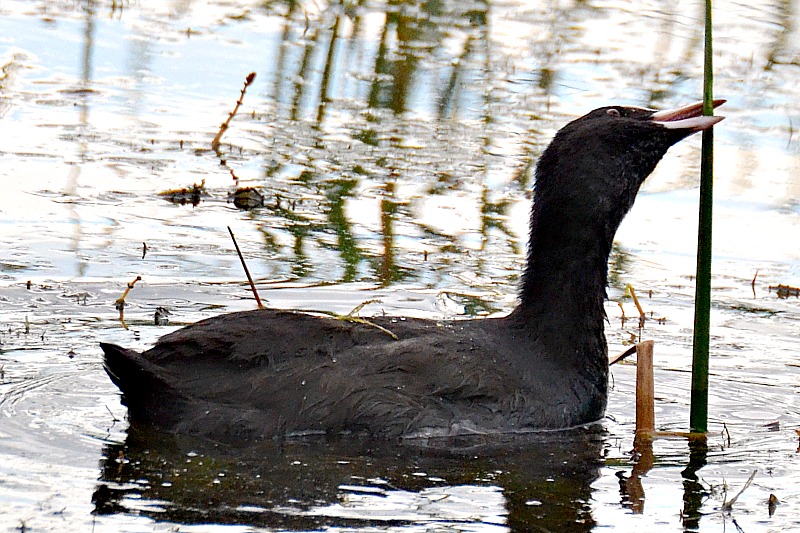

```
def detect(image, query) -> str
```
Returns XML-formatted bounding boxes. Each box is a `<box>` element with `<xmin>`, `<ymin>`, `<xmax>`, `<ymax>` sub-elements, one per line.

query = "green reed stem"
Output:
<box><xmin>690</xmin><ymin>0</ymin><xmax>714</xmax><ymax>434</ymax></box>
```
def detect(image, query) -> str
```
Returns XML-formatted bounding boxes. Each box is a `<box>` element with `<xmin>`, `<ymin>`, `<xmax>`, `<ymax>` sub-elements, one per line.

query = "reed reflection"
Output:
<box><xmin>616</xmin><ymin>437</ymin><xmax>655</xmax><ymax>514</ymax></box>
<box><xmin>253</xmin><ymin>0</ymin><xmax>527</xmax><ymax>295</ymax></box>
<box><xmin>65</xmin><ymin>0</ymin><xmax>97</xmax><ymax>278</ymax></box>
<box><xmin>614</xmin><ymin>426</ymin><xmax>711</xmax><ymax>529</ymax></box>
<box><xmin>681</xmin><ymin>438</ymin><xmax>709</xmax><ymax>530</ymax></box>
<box><xmin>167</xmin><ymin>0</ymin><xmax>744</xmax><ymax>301</ymax></box>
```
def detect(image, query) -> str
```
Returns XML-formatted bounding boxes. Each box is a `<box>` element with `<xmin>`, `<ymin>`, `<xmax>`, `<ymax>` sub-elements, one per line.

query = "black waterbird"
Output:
<box><xmin>102</xmin><ymin>100</ymin><xmax>724</xmax><ymax>442</ymax></box>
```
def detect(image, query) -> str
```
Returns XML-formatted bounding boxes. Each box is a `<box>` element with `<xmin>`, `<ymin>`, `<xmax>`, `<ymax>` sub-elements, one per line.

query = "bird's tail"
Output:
<box><xmin>100</xmin><ymin>342</ymin><xmax>186</xmax><ymax>429</ymax></box>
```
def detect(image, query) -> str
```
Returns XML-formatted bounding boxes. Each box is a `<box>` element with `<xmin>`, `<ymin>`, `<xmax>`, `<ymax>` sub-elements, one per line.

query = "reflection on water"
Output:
<box><xmin>94</xmin><ymin>427</ymin><xmax>604</xmax><ymax>531</ymax></box>
<box><xmin>0</xmin><ymin>0</ymin><xmax>799</xmax><ymax>531</ymax></box>
<box><xmin>0</xmin><ymin>0</ymin><xmax>796</xmax><ymax>286</ymax></box>
<box><xmin>680</xmin><ymin>439</ymin><xmax>709</xmax><ymax>531</ymax></box>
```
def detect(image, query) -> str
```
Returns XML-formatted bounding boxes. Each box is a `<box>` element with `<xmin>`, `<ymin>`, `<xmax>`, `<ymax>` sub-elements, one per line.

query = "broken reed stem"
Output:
<box><xmin>114</xmin><ymin>275</ymin><xmax>142</xmax><ymax>321</ymax></box>
<box><xmin>116</xmin><ymin>276</ymin><xmax>142</xmax><ymax>304</ymax></box>
<box><xmin>227</xmin><ymin>226</ymin><xmax>264</xmax><ymax>309</ymax></box>
<box><xmin>630</xmin><ymin>339</ymin><xmax>710</xmax><ymax>443</ymax></box>
<box><xmin>627</xmin><ymin>284</ymin><xmax>645</xmax><ymax>318</ymax></box>
<box><xmin>114</xmin><ymin>275</ymin><xmax>141</xmax><ymax>329</ymax></box>
<box><xmin>635</xmin><ymin>340</ymin><xmax>655</xmax><ymax>439</ymax></box>
<box><xmin>211</xmin><ymin>72</ymin><xmax>256</xmax><ymax>151</ymax></box>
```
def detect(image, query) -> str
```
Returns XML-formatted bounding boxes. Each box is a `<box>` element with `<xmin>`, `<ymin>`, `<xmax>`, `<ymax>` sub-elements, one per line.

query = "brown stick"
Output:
<box><xmin>227</xmin><ymin>226</ymin><xmax>264</xmax><ymax>309</ymax></box>
<box><xmin>609</xmin><ymin>344</ymin><xmax>637</xmax><ymax>365</ymax></box>
<box><xmin>211</xmin><ymin>72</ymin><xmax>256</xmax><ymax>151</ymax></box>
<box><xmin>635</xmin><ymin>340</ymin><xmax>655</xmax><ymax>439</ymax></box>
<box><xmin>628</xmin><ymin>285</ymin><xmax>646</xmax><ymax>318</ymax></box>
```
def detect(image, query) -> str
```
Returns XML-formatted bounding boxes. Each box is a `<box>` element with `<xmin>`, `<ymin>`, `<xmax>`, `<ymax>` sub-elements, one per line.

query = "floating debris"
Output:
<box><xmin>63</xmin><ymin>291</ymin><xmax>90</xmax><ymax>305</ymax></box>
<box><xmin>231</xmin><ymin>187</ymin><xmax>265</xmax><ymax>209</ymax></box>
<box><xmin>769</xmin><ymin>493</ymin><xmax>779</xmax><ymax>517</ymax></box>
<box><xmin>158</xmin><ymin>180</ymin><xmax>207</xmax><ymax>206</ymax></box>
<box><xmin>769</xmin><ymin>284</ymin><xmax>799</xmax><ymax>299</ymax></box>
<box><xmin>154</xmin><ymin>307</ymin><xmax>171</xmax><ymax>326</ymax></box>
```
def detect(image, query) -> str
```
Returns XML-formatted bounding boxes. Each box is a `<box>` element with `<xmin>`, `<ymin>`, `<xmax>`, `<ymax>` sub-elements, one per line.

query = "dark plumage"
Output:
<box><xmin>102</xmin><ymin>100</ymin><xmax>724</xmax><ymax>442</ymax></box>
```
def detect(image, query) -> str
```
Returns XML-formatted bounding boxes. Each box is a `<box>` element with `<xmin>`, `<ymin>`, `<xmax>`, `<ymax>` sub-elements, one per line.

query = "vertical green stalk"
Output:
<box><xmin>690</xmin><ymin>0</ymin><xmax>714</xmax><ymax>433</ymax></box>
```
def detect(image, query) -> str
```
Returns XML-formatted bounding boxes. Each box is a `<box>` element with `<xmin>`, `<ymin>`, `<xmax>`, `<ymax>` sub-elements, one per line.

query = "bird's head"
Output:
<box><xmin>571</xmin><ymin>99</ymin><xmax>726</xmax><ymax>150</ymax></box>
<box><xmin>533</xmin><ymin>100</ymin><xmax>725</xmax><ymax>227</ymax></box>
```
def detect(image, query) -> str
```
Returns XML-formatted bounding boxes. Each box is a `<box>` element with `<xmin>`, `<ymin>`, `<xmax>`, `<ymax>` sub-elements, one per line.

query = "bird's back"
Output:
<box><xmin>102</xmin><ymin>309</ymin><xmax>605</xmax><ymax>441</ymax></box>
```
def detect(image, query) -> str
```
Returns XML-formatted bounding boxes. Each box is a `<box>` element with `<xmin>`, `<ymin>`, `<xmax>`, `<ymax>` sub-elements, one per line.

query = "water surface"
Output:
<box><xmin>0</xmin><ymin>0</ymin><xmax>799</xmax><ymax>531</ymax></box>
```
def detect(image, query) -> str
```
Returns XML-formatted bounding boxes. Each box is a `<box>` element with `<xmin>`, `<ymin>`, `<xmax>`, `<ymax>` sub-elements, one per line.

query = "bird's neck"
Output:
<box><xmin>512</xmin><ymin>202</ymin><xmax>613</xmax><ymax>340</ymax></box>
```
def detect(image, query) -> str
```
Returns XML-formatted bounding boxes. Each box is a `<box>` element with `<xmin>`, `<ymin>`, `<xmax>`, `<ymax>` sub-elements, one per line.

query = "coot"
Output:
<box><xmin>102</xmin><ymin>100</ymin><xmax>724</xmax><ymax>442</ymax></box>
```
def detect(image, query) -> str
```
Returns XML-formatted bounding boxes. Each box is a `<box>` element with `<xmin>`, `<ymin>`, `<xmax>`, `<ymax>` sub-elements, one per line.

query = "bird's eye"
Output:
<box><xmin>606</xmin><ymin>108</ymin><xmax>621</xmax><ymax>118</ymax></box>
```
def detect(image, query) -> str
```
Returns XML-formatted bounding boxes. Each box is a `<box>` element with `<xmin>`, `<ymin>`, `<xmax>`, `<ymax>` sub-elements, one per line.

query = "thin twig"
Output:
<box><xmin>105</xmin><ymin>405</ymin><xmax>120</xmax><ymax>422</ymax></box>
<box><xmin>211</xmin><ymin>72</ymin><xmax>256</xmax><ymax>151</ymax></box>
<box><xmin>318</xmin><ymin>300</ymin><xmax>398</xmax><ymax>340</ymax></box>
<box><xmin>722</xmin><ymin>470</ymin><xmax>757</xmax><ymax>511</ymax></box>
<box><xmin>336</xmin><ymin>316</ymin><xmax>399</xmax><ymax>340</ymax></box>
<box><xmin>227</xmin><ymin>226</ymin><xmax>264</xmax><ymax>309</ymax></box>
<box><xmin>346</xmin><ymin>299</ymin><xmax>381</xmax><ymax>317</ymax></box>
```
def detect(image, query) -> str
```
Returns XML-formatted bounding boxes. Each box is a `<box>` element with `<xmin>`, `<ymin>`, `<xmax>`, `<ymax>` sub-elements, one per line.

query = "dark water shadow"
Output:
<box><xmin>94</xmin><ymin>425</ymin><xmax>606</xmax><ymax>531</ymax></box>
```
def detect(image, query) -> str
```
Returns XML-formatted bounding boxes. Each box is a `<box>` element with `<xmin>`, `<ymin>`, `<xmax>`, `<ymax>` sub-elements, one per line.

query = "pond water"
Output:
<box><xmin>0</xmin><ymin>0</ymin><xmax>798</xmax><ymax>531</ymax></box>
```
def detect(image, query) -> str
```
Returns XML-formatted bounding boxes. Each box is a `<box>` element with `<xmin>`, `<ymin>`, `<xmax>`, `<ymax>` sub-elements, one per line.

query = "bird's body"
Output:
<box><xmin>102</xmin><ymin>309</ymin><xmax>605</xmax><ymax>441</ymax></box>
<box><xmin>102</xmin><ymin>100</ymin><xmax>724</xmax><ymax>442</ymax></box>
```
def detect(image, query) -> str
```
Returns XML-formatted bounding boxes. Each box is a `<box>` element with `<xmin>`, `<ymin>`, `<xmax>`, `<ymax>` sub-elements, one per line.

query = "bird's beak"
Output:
<box><xmin>651</xmin><ymin>100</ymin><xmax>725</xmax><ymax>131</ymax></box>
